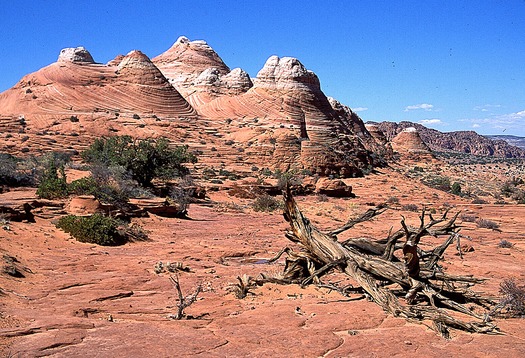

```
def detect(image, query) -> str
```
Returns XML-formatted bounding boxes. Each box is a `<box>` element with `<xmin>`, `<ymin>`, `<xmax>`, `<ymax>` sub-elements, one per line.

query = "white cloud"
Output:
<box><xmin>404</xmin><ymin>103</ymin><xmax>434</xmax><ymax>112</ymax></box>
<box><xmin>352</xmin><ymin>107</ymin><xmax>368</xmax><ymax>112</ymax></box>
<box><xmin>473</xmin><ymin>104</ymin><xmax>501</xmax><ymax>112</ymax></box>
<box><xmin>418</xmin><ymin>119</ymin><xmax>442</xmax><ymax>125</ymax></box>
<box><xmin>461</xmin><ymin>109</ymin><xmax>525</xmax><ymax>134</ymax></box>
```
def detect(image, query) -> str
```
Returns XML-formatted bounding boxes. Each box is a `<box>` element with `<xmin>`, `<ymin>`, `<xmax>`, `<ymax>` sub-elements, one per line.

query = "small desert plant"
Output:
<box><xmin>275</xmin><ymin>170</ymin><xmax>302</xmax><ymax>190</ymax></box>
<box><xmin>316</xmin><ymin>194</ymin><xmax>329</xmax><ymax>202</ymax></box>
<box><xmin>402</xmin><ymin>204</ymin><xmax>419</xmax><ymax>212</ymax></box>
<box><xmin>498</xmin><ymin>239</ymin><xmax>513</xmax><ymax>248</ymax></box>
<box><xmin>492</xmin><ymin>278</ymin><xmax>525</xmax><ymax>317</ymax></box>
<box><xmin>56</xmin><ymin>213</ymin><xmax>124</xmax><ymax>246</ymax></box>
<box><xmin>386</xmin><ymin>196</ymin><xmax>399</xmax><ymax>205</ymax></box>
<box><xmin>68</xmin><ymin>174</ymin><xmax>131</xmax><ymax>210</ymax></box>
<box><xmin>230</xmin><ymin>274</ymin><xmax>254</xmax><ymax>299</ymax></box>
<box><xmin>476</xmin><ymin>218</ymin><xmax>500</xmax><ymax>230</ymax></box>
<box><xmin>451</xmin><ymin>182</ymin><xmax>462</xmax><ymax>196</ymax></box>
<box><xmin>460</xmin><ymin>213</ymin><xmax>477</xmax><ymax>222</ymax></box>
<box><xmin>422</xmin><ymin>175</ymin><xmax>451</xmax><ymax>192</ymax></box>
<box><xmin>471</xmin><ymin>198</ymin><xmax>488</xmax><ymax>204</ymax></box>
<box><xmin>0</xmin><ymin>153</ymin><xmax>35</xmax><ymax>187</ymax></box>
<box><xmin>252</xmin><ymin>194</ymin><xmax>282</xmax><ymax>212</ymax></box>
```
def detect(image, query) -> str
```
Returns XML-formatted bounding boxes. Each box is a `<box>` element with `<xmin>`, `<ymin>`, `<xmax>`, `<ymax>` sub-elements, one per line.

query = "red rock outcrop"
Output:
<box><xmin>0</xmin><ymin>38</ymin><xmax>386</xmax><ymax>177</ymax></box>
<box><xmin>390</xmin><ymin>127</ymin><xmax>435</xmax><ymax>160</ymax></box>
<box><xmin>193</xmin><ymin>55</ymin><xmax>381</xmax><ymax>176</ymax></box>
<box><xmin>375</xmin><ymin>121</ymin><xmax>525</xmax><ymax>158</ymax></box>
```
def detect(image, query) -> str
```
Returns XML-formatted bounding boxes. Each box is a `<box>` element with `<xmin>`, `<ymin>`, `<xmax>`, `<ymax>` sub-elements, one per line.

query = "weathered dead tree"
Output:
<box><xmin>255</xmin><ymin>188</ymin><xmax>500</xmax><ymax>338</ymax></box>
<box><xmin>168</xmin><ymin>275</ymin><xmax>202</xmax><ymax>320</ymax></box>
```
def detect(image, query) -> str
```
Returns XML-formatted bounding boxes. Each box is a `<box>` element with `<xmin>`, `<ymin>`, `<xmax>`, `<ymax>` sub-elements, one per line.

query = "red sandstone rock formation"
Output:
<box><xmin>390</xmin><ymin>127</ymin><xmax>435</xmax><ymax>160</ymax></box>
<box><xmin>0</xmin><ymin>38</ymin><xmax>385</xmax><ymax>177</ymax></box>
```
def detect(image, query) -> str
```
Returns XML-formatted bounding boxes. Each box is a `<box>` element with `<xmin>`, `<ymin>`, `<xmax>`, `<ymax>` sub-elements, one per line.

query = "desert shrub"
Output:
<box><xmin>56</xmin><ymin>213</ymin><xmax>123</xmax><ymax>245</ymax></box>
<box><xmin>218</xmin><ymin>168</ymin><xmax>240</xmax><ymax>180</ymax></box>
<box><xmin>252</xmin><ymin>194</ymin><xmax>282</xmax><ymax>212</ymax></box>
<box><xmin>168</xmin><ymin>176</ymin><xmax>196</xmax><ymax>216</ymax></box>
<box><xmin>0</xmin><ymin>153</ymin><xmax>35</xmax><ymax>187</ymax></box>
<box><xmin>511</xmin><ymin>189</ymin><xmax>525</xmax><ymax>204</ymax></box>
<box><xmin>275</xmin><ymin>170</ymin><xmax>302</xmax><ymax>190</ymax></box>
<box><xmin>316</xmin><ymin>194</ymin><xmax>329</xmax><ymax>202</ymax></box>
<box><xmin>498</xmin><ymin>240</ymin><xmax>514</xmax><ymax>248</ymax></box>
<box><xmin>387</xmin><ymin>196</ymin><xmax>399</xmax><ymax>205</ymax></box>
<box><xmin>451</xmin><ymin>182</ymin><xmax>462</xmax><ymax>196</ymax></box>
<box><xmin>402</xmin><ymin>204</ymin><xmax>419</xmax><ymax>212</ymax></box>
<box><xmin>476</xmin><ymin>218</ymin><xmax>500</xmax><ymax>230</ymax></box>
<box><xmin>422</xmin><ymin>175</ymin><xmax>451</xmax><ymax>192</ymax></box>
<box><xmin>81</xmin><ymin>136</ymin><xmax>196</xmax><ymax>187</ymax></box>
<box><xmin>494</xmin><ymin>278</ymin><xmax>525</xmax><ymax>317</ymax></box>
<box><xmin>471</xmin><ymin>198</ymin><xmax>488</xmax><ymax>204</ymax></box>
<box><xmin>36</xmin><ymin>160</ymin><xmax>68</xmax><ymax>199</ymax></box>
<box><xmin>69</xmin><ymin>175</ymin><xmax>130</xmax><ymax>208</ymax></box>
<box><xmin>460</xmin><ymin>213</ymin><xmax>477</xmax><ymax>222</ymax></box>
<box><xmin>68</xmin><ymin>176</ymin><xmax>99</xmax><ymax>196</ymax></box>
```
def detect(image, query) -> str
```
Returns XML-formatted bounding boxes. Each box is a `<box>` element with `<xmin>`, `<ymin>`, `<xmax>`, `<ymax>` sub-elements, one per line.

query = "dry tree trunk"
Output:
<box><xmin>255</xmin><ymin>188</ymin><xmax>500</xmax><ymax>338</ymax></box>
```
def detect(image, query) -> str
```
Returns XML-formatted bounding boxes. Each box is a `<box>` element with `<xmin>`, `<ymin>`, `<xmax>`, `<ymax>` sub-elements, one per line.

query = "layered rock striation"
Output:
<box><xmin>0</xmin><ymin>37</ymin><xmax>387</xmax><ymax>177</ymax></box>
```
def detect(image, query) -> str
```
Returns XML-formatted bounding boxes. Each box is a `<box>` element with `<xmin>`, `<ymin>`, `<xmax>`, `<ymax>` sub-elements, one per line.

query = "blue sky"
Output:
<box><xmin>1</xmin><ymin>1</ymin><xmax>524</xmax><ymax>136</ymax></box>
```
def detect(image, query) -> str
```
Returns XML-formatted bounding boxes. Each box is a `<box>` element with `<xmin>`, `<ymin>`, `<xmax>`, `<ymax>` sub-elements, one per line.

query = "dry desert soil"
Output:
<box><xmin>1</xmin><ymin>166</ymin><xmax>525</xmax><ymax>357</ymax></box>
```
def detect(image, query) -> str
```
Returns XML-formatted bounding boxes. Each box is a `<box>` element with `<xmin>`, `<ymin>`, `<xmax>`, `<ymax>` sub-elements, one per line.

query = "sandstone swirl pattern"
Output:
<box><xmin>0</xmin><ymin>37</ymin><xmax>385</xmax><ymax>176</ymax></box>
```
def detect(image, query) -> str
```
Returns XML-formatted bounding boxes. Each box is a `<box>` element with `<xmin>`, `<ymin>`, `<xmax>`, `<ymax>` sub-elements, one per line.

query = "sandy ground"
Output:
<box><xmin>1</xmin><ymin>168</ymin><xmax>525</xmax><ymax>357</ymax></box>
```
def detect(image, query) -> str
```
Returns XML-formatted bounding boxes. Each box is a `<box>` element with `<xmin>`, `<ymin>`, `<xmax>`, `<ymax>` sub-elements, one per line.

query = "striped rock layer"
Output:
<box><xmin>0</xmin><ymin>38</ymin><xmax>386</xmax><ymax>176</ymax></box>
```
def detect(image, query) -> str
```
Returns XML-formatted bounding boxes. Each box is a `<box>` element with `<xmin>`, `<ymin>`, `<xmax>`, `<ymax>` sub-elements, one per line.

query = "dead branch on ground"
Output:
<box><xmin>247</xmin><ymin>187</ymin><xmax>500</xmax><ymax>338</ymax></box>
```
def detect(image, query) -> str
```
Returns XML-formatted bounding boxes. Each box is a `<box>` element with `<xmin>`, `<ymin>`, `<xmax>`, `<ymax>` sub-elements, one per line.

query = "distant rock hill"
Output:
<box><xmin>487</xmin><ymin>135</ymin><xmax>525</xmax><ymax>150</ymax></box>
<box><xmin>0</xmin><ymin>37</ymin><xmax>385</xmax><ymax>177</ymax></box>
<box><xmin>372</xmin><ymin>121</ymin><xmax>525</xmax><ymax>158</ymax></box>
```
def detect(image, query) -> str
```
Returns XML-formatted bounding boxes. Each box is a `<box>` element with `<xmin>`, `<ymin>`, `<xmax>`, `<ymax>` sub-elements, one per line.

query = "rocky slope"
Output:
<box><xmin>488</xmin><ymin>135</ymin><xmax>525</xmax><ymax>150</ymax></box>
<box><xmin>0</xmin><ymin>37</ymin><xmax>385</xmax><ymax>177</ymax></box>
<box><xmin>373</xmin><ymin>121</ymin><xmax>525</xmax><ymax>158</ymax></box>
<box><xmin>389</xmin><ymin>127</ymin><xmax>434</xmax><ymax>161</ymax></box>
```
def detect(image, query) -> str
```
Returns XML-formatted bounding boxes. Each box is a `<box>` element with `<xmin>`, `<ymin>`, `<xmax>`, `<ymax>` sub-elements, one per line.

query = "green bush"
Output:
<box><xmin>81</xmin><ymin>136</ymin><xmax>197</xmax><ymax>187</ymax></box>
<box><xmin>68</xmin><ymin>175</ymin><xmax>131</xmax><ymax>209</ymax></box>
<box><xmin>451</xmin><ymin>182</ymin><xmax>462</xmax><ymax>196</ymax></box>
<box><xmin>56</xmin><ymin>213</ymin><xmax>123</xmax><ymax>245</ymax></box>
<box><xmin>422</xmin><ymin>175</ymin><xmax>451</xmax><ymax>192</ymax></box>
<box><xmin>36</xmin><ymin>160</ymin><xmax>68</xmax><ymax>199</ymax></box>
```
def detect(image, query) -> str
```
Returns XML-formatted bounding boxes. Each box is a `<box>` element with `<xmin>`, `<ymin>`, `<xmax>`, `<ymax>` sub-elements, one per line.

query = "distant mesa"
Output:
<box><xmin>374</xmin><ymin>121</ymin><xmax>525</xmax><ymax>158</ymax></box>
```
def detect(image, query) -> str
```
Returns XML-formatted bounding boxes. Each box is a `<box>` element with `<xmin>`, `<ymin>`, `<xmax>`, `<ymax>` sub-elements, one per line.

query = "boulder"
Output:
<box><xmin>315</xmin><ymin>178</ymin><xmax>354</xmax><ymax>197</ymax></box>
